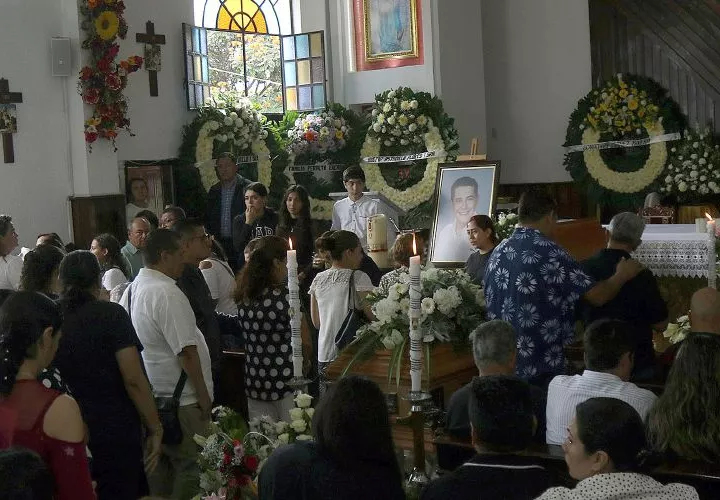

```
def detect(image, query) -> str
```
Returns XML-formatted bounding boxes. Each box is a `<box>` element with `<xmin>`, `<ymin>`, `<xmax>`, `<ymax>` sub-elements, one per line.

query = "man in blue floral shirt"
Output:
<box><xmin>484</xmin><ymin>191</ymin><xmax>643</xmax><ymax>386</ymax></box>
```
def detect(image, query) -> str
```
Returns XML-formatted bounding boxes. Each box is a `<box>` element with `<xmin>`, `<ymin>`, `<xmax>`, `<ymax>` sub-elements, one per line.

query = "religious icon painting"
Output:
<box><xmin>0</xmin><ymin>104</ymin><xmax>17</xmax><ymax>133</ymax></box>
<box><xmin>144</xmin><ymin>44</ymin><xmax>162</xmax><ymax>72</ymax></box>
<box><xmin>353</xmin><ymin>0</ymin><xmax>424</xmax><ymax>71</ymax></box>
<box><xmin>429</xmin><ymin>160</ymin><xmax>501</xmax><ymax>267</ymax></box>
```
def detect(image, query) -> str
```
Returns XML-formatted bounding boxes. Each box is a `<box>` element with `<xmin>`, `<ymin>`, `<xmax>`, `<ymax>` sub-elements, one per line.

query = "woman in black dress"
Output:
<box><xmin>465</xmin><ymin>215</ymin><xmax>498</xmax><ymax>286</ymax></box>
<box><xmin>54</xmin><ymin>251</ymin><xmax>162</xmax><ymax>500</ymax></box>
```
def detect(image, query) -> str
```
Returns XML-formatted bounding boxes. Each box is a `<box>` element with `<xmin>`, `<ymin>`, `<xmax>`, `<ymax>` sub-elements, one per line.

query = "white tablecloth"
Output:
<box><xmin>632</xmin><ymin>225</ymin><xmax>716</xmax><ymax>285</ymax></box>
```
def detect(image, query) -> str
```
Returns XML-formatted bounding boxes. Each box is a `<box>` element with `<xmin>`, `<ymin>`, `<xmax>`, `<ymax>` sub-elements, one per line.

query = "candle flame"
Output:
<box><xmin>412</xmin><ymin>233</ymin><xmax>417</xmax><ymax>256</ymax></box>
<box><xmin>289</xmin><ymin>237</ymin><xmax>294</xmax><ymax>250</ymax></box>
<box><xmin>706</xmin><ymin>213</ymin><xmax>714</xmax><ymax>221</ymax></box>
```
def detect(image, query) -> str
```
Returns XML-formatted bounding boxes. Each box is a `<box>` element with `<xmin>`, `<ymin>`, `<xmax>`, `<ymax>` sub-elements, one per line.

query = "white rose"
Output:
<box><xmin>693</xmin><ymin>142</ymin><xmax>699</xmax><ymax>148</ymax></box>
<box><xmin>372</xmin><ymin>123</ymin><xmax>382</xmax><ymax>133</ymax></box>
<box><xmin>400</xmin><ymin>139</ymin><xmax>409</xmax><ymax>145</ymax></box>
<box><xmin>291</xmin><ymin>419</ymin><xmax>307</xmax><ymax>433</ymax></box>
<box><xmin>229</xmin><ymin>111</ymin><xmax>238</xmax><ymax>119</ymax></box>
<box><xmin>384</xmin><ymin>140</ymin><xmax>393</xmax><ymax>146</ymax></box>
<box><xmin>304</xmin><ymin>408</ymin><xmax>315</xmax><ymax>419</ymax></box>
<box><xmin>665</xmin><ymin>175</ymin><xmax>672</xmax><ymax>183</ymax></box>
<box><xmin>381</xmin><ymin>336</ymin><xmax>395</xmax><ymax>350</ymax></box>
<box><xmin>377</xmin><ymin>114</ymin><xmax>385</xmax><ymax>124</ymax></box>
<box><xmin>223</xmin><ymin>117</ymin><xmax>233</xmax><ymax>125</ymax></box>
<box><xmin>391</xmin><ymin>329</ymin><xmax>404</xmax><ymax>345</ymax></box>
<box><xmin>410</xmin><ymin>100</ymin><xmax>418</xmax><ymax>109</ymax></box>
<box><xmin>209</xmin><ymin>121</ymin><xmax>220</xmax><ymax>131</ymax></box>
<box><xmin>372</xmin><ymin>109</ymin><xmax>378</xmax><ymax>117</ymax></box>
<box><xmin>277</xmin><ymin>433</ymin><xmax>290</xmax><ymax>444</ymax></box>
<box><xmin>387</xmin><ymin>116</ymin><xmax>396</xmax><ymax>125</ymax></box>
<box><xmin>408</xmin><ymin>123</ymin><xmax>417</xmax><ymax>132</ymax></box>
<box><xmin>388</xmin><ymin>90</ymin><xmax>396</xmax><ymax>98</ymax></box>
<box><xmin>383</xmin><ymin>103</ymin><xmax>392</xmax><ymax>113</ymax></box>
<box><xmin>421</xmin><ymin>297</ymin><xmax>435</xmax><ymax>314</ymax></box>
<box><xmin>399</xmin><ymin>298</ymin><xmax>410</xmax><ymax>314</ymax></box>
<box><xmin>275</xmin><ymin>421</ymin><xmax>289</xmax><ymax>434</ymax></box>
<box><xmin>289</xmin><ymin>407</ymin><xmax>304</xmax><ymax>421</ymax></box>
<box><xmin>295</xmin><ymin>393</ymin><xmax>313</xmax><ymax>408</ymax></box>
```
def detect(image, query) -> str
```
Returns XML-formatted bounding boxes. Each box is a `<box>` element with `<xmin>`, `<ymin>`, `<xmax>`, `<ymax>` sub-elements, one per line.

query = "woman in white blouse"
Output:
<box><xmin>200</xmin><ymin>238</ymin><xmax>237</xmax><ymax>316</ymax></box>
<box><xmin>309</xmin><ymin>231</ymin><xmax>376</xmax><ymax>394</ymax></box>
<box><xmin>536</xmin><ymin>397</ymin><xmax>698</xmax><ymax>500</ymax></box>
<box><xmin>90</xmin><ymin>233</ymin><xmax>130</xmax><ymax>291</ymax></box>
<box><xmin>0</xmin><ymin>215</ymin><xmax>22</xmax><ymax>291</ymax></box>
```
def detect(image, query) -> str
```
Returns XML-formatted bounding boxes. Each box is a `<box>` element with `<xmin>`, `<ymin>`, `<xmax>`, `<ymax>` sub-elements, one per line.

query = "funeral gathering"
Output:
<box><xmin>2</xmin><ymin>0</ymin><xmax>720</xmax><ymax>499</ymax></box>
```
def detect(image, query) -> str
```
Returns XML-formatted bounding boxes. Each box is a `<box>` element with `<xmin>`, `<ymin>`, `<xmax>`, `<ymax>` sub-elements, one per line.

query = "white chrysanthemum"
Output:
<box><xmin>421</xmin><ymin>297</ymin><xmax>436</xmax><ymax>314</ymax></box>
<box><xmin>373</xmin><ymin>298</ymin><xmax>400</xmax><ymax>324</ymax></box>
<box><xmin>433</xmin><ymin>286</ymin><xmax>462</xmax><ymax>315</ymax></box>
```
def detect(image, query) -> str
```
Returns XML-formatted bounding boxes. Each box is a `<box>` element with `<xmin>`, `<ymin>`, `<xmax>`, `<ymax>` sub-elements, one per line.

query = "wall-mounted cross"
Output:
<box><xmin>136</xmin><ymin>21</ymin><xmax>166</xmax><ymax>97</ymax></box>
<box><xmin>0</xmin><ymin>78</ymin><xmax>22</xmax><ymax>163</ymax></box>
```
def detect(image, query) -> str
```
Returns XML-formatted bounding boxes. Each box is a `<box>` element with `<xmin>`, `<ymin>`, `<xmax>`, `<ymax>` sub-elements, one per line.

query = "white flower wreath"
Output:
<box><xmin>582</xmin><ymin>122</ymin><xmax>668</xmax><ymax>194</ymax></box>
<box><xmin>361</xmin><ymin>123</ymin><xmax>445</xmax><ymax>212</ymax></box>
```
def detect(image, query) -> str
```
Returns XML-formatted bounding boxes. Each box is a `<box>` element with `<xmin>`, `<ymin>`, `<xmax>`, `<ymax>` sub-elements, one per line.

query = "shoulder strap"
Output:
<box><xmin>127</xmin><ymin>284</ymin><xmax>132</xmax><ymax>319</ymax></box>
<box><xmin>173</xmin><ymin>371</ymin><xmax>188</xmax><ymax>400</ymax></box>
<box><xmin>348</xmin><ymin>270</ymin><xmax>356</xmax><ymax>310</ymax></box>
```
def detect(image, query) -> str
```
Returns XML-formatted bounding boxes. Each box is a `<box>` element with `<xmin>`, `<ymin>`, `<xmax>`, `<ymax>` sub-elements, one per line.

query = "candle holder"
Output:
<box><xmin>397</xmin><ymin>395</ymin><xmax>434</xmax><ymax>490</ymax></box>
<box><xmin>286</xmin><ymin>375</ymin><xmax>313</xmax><ymax>391</ymax></box>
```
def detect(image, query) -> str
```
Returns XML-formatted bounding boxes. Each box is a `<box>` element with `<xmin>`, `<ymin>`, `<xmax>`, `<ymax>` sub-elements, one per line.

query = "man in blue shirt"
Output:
<box><xmin>484</xmin><ymin>191</ymin><xmax>642</xmax><ymax>387</ymax></box>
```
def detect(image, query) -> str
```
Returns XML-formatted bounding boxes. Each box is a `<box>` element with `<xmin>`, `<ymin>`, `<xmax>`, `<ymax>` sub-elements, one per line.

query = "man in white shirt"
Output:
<box><xmin>331</xmin><ymin>166</ymin><xmax>392</xmax><ymax>251</ymax></box>
<box><xmin>434</xmin><ymin>176</ymin><xmax>477</xmax><ymax>262</ymax></box>
<box><xmin>545</xmin><ymin>318</ymin><xmax>657</xmax><ymax>445</ymax></box>
<box><xmin>120</xmin><ymin>229</ymin><xmax>213</xmax><ymax>499</ymax></box>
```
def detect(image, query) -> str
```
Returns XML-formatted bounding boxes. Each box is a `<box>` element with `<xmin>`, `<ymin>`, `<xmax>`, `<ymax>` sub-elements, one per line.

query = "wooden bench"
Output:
<box><xmin>432</xmin><ymin>435</ymin><xmax>720</xmax><ymax>498</ymax></box>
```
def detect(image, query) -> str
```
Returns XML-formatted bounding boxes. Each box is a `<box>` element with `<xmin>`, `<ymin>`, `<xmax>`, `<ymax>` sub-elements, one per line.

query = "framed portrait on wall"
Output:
<box><xmin>352</xmin><ymin>0</ymin><xmax>424</xmax><ymax>71</ymax></box>
<box><xmin>124</xmin><ymin>164</ymin><xmax>175</xmax><ymax>225</ymax></box>
<box><xmin>428</xmin><ymin>161</ymin><xmax>501</xmax><ymax>267</ymax></box>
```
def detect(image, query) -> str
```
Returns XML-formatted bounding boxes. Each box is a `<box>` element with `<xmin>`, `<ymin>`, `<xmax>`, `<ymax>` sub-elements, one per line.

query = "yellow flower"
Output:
<box><xmin>95</xmin><ymin>11</ymin><xmax>119</xmax><ymax>40</ymax></box>
<box><xmin>619</xmin><ymin>89</ymin><xmax>629</xmax><ymax>98</ymax></box>
<box><xmin>335</xmin><ymin>130</ymin><xmax>343</xmax><ymax>139</ymax></box>
<box><xmin>638</xmin><ymin>110</ymin><xmax>645</xmax><ymax>118</ymax></box>
<box><xmin>614</xmin><ymin>119</ymin><xmax>626</xmax><ymax>128</ymax></box>
<box><xmin>619</xmin><ymin>80</ymin><xmax>628</xmax><ymax>89</ymax></box>
<box><xmin>627</xmin><ymin>98</ymin><xmax>639</xmax><ymax>110</ymax></box>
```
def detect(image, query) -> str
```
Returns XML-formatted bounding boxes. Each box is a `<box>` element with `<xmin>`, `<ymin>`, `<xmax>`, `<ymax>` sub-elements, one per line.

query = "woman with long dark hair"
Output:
<box><xmin>277</xmin><ymin>185</ymin><xmax>315</xmax><ymax>282</ymax></box>
<box><xmin>0</xmin><ymin>292</ymin><xmax>95</xmax><ymax>500</ymax></box>
<box><xmin>232</xmin><ymin>182</ymin><xmax>279</xmax><ymax>268</ymax></box>
<box><xmin>258</xmin><ymin>375</ymin><xmax>404</xmax><ymax>500</ymax></box>
<box><xmin>647</xmin><ymin>332</ymin><xmax>720</xmax><ymax>463</ymax></box>
<box><xmin>91</xmin><ymin>233</ymin><xmax>131</xmax><ymax>291</ymax></box>
<box><xmin>537</xmin><ymin>397</ymin><xmax>697</xmax><ymax>499</ymax></box>
<box><xmin>54</xmin><ymin>250</ymin><xmax>162</xmax><ymax>499</ymax></box>
<box><xmin>235</xmin><ymin>236</ymin><xmax>297</xmax><ymax>421</ymax></box>
<box><xmin>465</xmin><ymin>214</ymin><xmax>498</xmax><ymax>286</ymax></box>
<box><xmin>19</xmin><ymin>244</ymin><xmax>64</xmax><ymax>299</ymax></box>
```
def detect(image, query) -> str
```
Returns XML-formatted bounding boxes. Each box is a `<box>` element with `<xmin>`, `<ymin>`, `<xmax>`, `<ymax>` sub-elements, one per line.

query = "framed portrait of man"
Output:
<box><xmin>429</xmin><ymin>161</ymin><xmax>500</xmax><ymax>267</ymax></box>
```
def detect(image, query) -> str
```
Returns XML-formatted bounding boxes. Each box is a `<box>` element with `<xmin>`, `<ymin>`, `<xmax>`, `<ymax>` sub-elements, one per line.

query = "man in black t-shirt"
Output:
<box><xmin>580</xmin><ymin>213</ymin><xmax>668</xmax><ymax>381</ymax></box>
<box><xmin>422</xmin><ymin>376</ymin><xmax>551</xmax><ymax>500</ymax></box>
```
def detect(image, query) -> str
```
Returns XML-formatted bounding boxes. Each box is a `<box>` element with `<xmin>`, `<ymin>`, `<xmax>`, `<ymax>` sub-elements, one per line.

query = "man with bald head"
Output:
<box><xmin>690</xmin><ymin>287</ymin><xmax>720</xmax><ymax>335</ymax></box>
<box><xmin>121</xmin><ymin>216</ymin><xmax>151</xmax><ymax>279</ymax></box>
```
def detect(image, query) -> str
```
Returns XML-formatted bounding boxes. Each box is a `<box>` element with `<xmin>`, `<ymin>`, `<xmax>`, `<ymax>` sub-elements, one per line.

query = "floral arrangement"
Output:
<box><xmin>361</xmin><ymin>87</ymin><xmax>459</xmax><ymax>226</ymax></box>
<box><xmin>195</xmin><ymin>406</ymin><xmax>260</xmax><ymax>500</ymax></box>
<box><xmin>343</xmin><ymin>266</ymin><xmax>485</xmax><ymax>383</ymax></box>
<box><xmin>495</xmin><ymin>212</ymin><xmax>518</xmax><ymax>242</ymax></box>
<box><xmin>659</xmin><ymin>128</ymin><xmax>720</xmax><ymax>202</ymax></box>
<box><xmin>287</xmin><ymin>109</ymin><xmax>350</xmax><ymax>156</ymax></box>
<box><xmin>662</xmin><ymin>313</ymin><xmax>690</xmax><ymax>345</ymax></box>
<box><xmin>78</xmin><ymin>0</ymin><xmax>143</xmax><ymax>150</ymax></box>
<box><xmin>564</xmin><ymin>74</ymin><xmax>685</xmax><ymax>208</ymax></box>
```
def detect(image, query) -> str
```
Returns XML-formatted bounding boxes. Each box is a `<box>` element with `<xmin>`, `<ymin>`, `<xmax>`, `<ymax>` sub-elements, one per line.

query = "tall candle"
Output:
<box><xmin>408</xmin><ymin>234</ymin><xmax>423</xmax><ymax>393</ymax></box>
<box><xmin>286</xmin><ymin>238</ymin><xmax>303</xmax><ymax>377</ymax></box>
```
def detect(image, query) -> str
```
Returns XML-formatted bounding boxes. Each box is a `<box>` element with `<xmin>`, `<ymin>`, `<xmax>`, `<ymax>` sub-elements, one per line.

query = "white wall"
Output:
<box><xmin>0</xmin><ymin>0</ymin><xmax>74</xmax><ymax>247</ymax></box>
<box><xmin>482</xmin><ymin>0</ymin><xmax>591</xmax><ymax>183</ymax></box>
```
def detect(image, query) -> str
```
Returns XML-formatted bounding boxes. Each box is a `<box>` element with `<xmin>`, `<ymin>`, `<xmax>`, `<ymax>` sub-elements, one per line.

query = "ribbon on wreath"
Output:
<box><xmin>236</xmin><ymin>154</ymin><xmax>259</xmax><ymax>164</ymax></box>
<box><xmin>362</xmin><ymin>150</ymin><xmax>444</xmax><ymax>163</ymax></box>
<box><xmin>565</xmin><ymin>132</ymin><xmax>681</xmax><ymax>153</ymax></box>
<box><xmin>287</xmin><ymin>163</ymin><xmax>346</xmax><ymax>173</ymax></box>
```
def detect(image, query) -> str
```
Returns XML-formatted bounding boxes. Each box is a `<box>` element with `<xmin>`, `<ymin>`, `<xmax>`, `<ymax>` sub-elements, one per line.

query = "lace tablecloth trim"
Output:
<box><xmin>634</xmin><ymin>240</ymin><xmax>716</xmax><ymax>284</ymax></box>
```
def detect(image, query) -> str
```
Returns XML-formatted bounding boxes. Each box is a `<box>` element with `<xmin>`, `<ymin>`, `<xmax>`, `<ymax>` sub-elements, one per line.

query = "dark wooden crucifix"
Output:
<box><xmin>0</xmin><ymin>78</ymin><xmax>22</xmax><ymax>163</ymax></box>
<box><xmin>135</xmin><ymin>21</ymin><xmax>166</xmax><ymax>97</ymax></box>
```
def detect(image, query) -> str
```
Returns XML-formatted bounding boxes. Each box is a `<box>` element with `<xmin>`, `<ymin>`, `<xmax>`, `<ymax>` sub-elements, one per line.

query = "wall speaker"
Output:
<box><xmin>51</xmin><ymin>37</ymin><xmax>71</xmax><ymax>77</ymax></box>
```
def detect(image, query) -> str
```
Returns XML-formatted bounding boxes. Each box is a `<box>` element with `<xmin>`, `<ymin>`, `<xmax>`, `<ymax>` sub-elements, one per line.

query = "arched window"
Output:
<box><xmin>186</xmin><ymin>0</ymin><xmax>326</xmax><ymax>113</ymax></box>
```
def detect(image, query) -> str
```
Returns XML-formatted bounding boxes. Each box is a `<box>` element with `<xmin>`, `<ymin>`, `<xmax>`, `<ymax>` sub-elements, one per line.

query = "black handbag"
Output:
<box><xmin>334</xmin><ymin>270</ymin><xmax>366</xmax><ymax>351</ymax></box>
<box><xmin>128</xmin><ymin>285</ymin><xmax>187</xmax><ymax>445</ymax></box>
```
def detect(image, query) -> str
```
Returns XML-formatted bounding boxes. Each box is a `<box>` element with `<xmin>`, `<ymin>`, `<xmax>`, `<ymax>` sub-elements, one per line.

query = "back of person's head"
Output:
<box><xmin>135</xmin><ymin>209</ymin><xmax>159</xmax><ymax>230</ymax></box>
<box><xmin>0</xmin><ymin>215</ymin><xmax>12</xmax><ymax>238</ymax></box>
<box><xmin>0</xmin><ymin>292</ymin><xmax>62</xmax><ymax>396</ymax></box>
<box><xmin>58</xmin><ymin>250</ymin><xmax>101</xmax><ymax>314</ymax></box>
<box><xmin>36</xmin><ymin>233</ymin><xmax>65</xmax><ymax>251</ymax></box>
<box><xmin>343</xmin><ymin>166</ymin><xmax>366</xmax><ymax>183</ymax></box>
<box><xmin>143</xmin><ymin>229</ymin><xmax>182</xmax><ymax>266</ymax></box>
<box><xmin>646</xmin><ymin>332</ymin><xmax>720</xmax><ymax>462</ymax></box>
<box><xmin>583</xmin><ymin>319</ymin><xmax>635</xmax><ymax>372</ymax></box>
<box><xmin>93</xmin><ymin>233</ymin><xmax>130</xmax><ymax>277</ymax></box>
<box><xmin>20</xmin><ymin>245</ymin><xmax>65</xmax><ymax>294</ymax></box>
<box><xmin>244</xmin><ymin>237</ymin><xmax>262</xmax><ymax>260</ymax></box>
<box><xmin>690</xmin><ymin>287</ymin><xmax>720</xmax><ymax>334</ymax></box>
<box><xmin>608</xmin><ymin>212</ymin><xmax>645</xmax><ymax>249</ymax></box>
<box><xmin>236</xmin><ymin>236</ymin><xmax>287</xmax><ymax>303</ymax></box>
<box><xmin>246</xmin><ymin>182</ymin><xmax>268</xmax><ymax>197</ymax></box>
<box><xmin>468</xmin><ymin>215</ymin><xmax>499</xmax><ymax>245</ymax></box>
<box><xmin>576</xmin><ymin>397</ymin><xmax>647</xmax><ymax>472</ymax></box>
<box><xmin>313</xmin><ymin>376</ymin><xmax>400</xmax><ymax>476</ymax></box>
<box><xmin>0</xmin><ymin>448</ymin><xmax>54</xmax><ymax>499</ymax></box>
<box><xmin>389</xmin><ymin>233</ymin><xmax>415</xmax><ymax>268</ymax></box>
<box><xmin>450</xmin><ymin>176</ymin><xmax>478</xmax><ymax>199</ymax></box>
<box><xmin>468</xmin><ymin>375</ymin><xmax>534</xmax><ymax>452</ymax></box>
<box><xmin>469</xmin><ymin>320</ymin><xmax>516</xmax><ymax>372</ymax></box>
<box><xmin>315</xmin><ymin>230</ymin><xmax>360</xmax><ymax>261</ymax></box>
<box><xmin>170</xmin><ymin>218</ymin><xmax>204</xmax><ymax>241</ymax></box>
<box><xmin>518</xmin><ymin>190</ymin><xmax>557</xmax><ymax>223</ymax></box>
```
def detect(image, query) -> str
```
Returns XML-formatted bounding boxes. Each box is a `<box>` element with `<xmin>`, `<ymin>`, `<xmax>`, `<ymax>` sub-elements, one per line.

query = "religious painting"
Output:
<box><xmin>429</xmin><ymin>161</ymin><xmax>501</xmax><ymax>267</ymax></box>
<box><xmin>0</xmin><ymin>104</ymin><xmax>17</xmax><ymax>133</ymax></box>
<box><xmin>124</xmin><ymin>164</ymin><xmax>175</xmax><ymax>225</ymax></box>
<box><xmin>144</xmin><ymin>44</ymin><xmax>162</xmax><ymax>72</ymax></box>
<box><xmin>353</xmin><ymin>0</ymin><xmax>424</xmax><ymax>72</ymax></box>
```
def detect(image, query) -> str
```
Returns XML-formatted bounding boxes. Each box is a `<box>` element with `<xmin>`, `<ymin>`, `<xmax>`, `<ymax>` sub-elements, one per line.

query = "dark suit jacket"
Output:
<box><xmin>205</xmin><ymin>174</ymin><xmax>251</xmax><ymax>240</ymax></box>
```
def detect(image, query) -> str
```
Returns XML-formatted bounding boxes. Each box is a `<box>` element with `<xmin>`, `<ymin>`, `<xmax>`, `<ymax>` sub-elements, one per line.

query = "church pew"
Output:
<box><xmin>216</xmin><ymin>348</ymin><xmax>248</xmax><ymax>420</ymax></box>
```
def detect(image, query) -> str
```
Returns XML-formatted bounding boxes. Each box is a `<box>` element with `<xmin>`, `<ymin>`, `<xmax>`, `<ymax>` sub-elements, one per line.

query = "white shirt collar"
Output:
<box><xmin>136</xmin><ymin>267</ymin><xmax>176</xmax><ymax>284</ymax></box>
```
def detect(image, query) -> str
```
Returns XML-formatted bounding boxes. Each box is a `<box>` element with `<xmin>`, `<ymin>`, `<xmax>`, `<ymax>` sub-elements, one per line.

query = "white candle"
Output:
<box><xmin>408</xmin><ymin>234</ymin><xmax>422</xmax><ymax>393</ymax></box>
<box><xmin>286</xmin><ymin>238</ymin><xmax>303</xmax><ymax>377</ymax></box>
<box><xmin>696</xmin><ymin>218</ymin><xmax>707</xmax><ymax>233</ymax></box>
<box><xmin>706</xmin><ymin>214</ymin><xmax>716</xmax><ymax>290</ymax></box>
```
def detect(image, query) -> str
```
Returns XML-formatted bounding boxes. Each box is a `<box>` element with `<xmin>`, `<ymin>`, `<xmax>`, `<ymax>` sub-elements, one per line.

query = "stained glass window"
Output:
<box><xmin>194</xmin><ymin>0</ymin><xmax>293</xmax><ymax>35</ymax></box>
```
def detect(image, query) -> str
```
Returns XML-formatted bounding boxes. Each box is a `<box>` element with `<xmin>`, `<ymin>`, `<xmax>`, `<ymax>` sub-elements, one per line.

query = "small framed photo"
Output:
<box><xmin>429</xmin><ymin>160</ymin><xmax>501</xmax><ymax>267</ymax></box>
<box><xmin>124</xmin><ymin>164</ymin><xmax>175</xmax><ymax>225</ymax></box>
<box><xmin>0</xmin><ymin>104</ymin><xmax>18</xmax><ymax>133</ymax></box>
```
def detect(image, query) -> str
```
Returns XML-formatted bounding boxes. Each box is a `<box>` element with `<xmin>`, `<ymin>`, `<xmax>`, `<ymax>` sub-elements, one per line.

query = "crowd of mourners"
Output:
<box><xmin>0</xmin><ymin>156</ymin><xmax>716</xmax><ymax>500</ymax></box>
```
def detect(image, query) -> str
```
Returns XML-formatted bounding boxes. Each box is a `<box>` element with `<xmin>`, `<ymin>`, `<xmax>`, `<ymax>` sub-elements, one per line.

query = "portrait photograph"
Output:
<box><xmin>124</xmin><ymin>164</ymin><xmax>175</xmax><ymax>224</ymax></box>
<box><xmin>0</xmin><ymin>104</ymin><xmax>17</xmax><ymax>133</ymax></box>
<box><xmin>429</xmin><ymin>161</ymin><xmax>500</xmax><ymax>266</ymax></box>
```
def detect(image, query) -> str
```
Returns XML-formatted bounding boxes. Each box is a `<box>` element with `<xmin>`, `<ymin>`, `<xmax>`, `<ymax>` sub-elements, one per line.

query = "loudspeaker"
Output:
<box><xmin>51</xmin><ymin>37</ymin><xmax>71</xmax><ymax>77</ymax></box>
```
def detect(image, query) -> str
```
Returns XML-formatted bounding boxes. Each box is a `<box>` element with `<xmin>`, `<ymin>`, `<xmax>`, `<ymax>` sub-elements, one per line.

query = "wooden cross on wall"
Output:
<box><xmin>135</xmin><ymin>21</ymin><xmax>166</xmax><ymax>97</ymax></box>
<box><xmin>0</xmin><ymin>78</ymin><xmax>22</xmax><ymax>164</ymax></box>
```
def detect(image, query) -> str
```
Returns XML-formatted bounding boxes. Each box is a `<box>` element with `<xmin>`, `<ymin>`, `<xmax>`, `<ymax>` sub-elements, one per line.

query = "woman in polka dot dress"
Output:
<box><xmin>235</xmin><ymin>235</ymin><xmax>296</xmax><ymax>422</ymax></box>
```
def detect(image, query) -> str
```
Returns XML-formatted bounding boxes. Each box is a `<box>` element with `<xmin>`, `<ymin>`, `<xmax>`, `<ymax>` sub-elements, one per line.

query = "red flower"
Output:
<box><xmin>105</xmin><ymin>73</ymin><xmax>122</xmax><ymax>91</ymax></box>
<box><xmin>82</xmin><ymin>88</ymin><xmax>100</xmax><ymax>105</ymax></box>
<box><xmin>237</xmin><ymin>474</ymin><xmax>251</xmax><ymax>487</ymax></box>
<box><xmin>107</xmin><ymin>43</ymin><xmax>120</xmax><ymax>58</ymax></box>
<box><xmin>80</xmin><ymin>66</ymin><xmax>94</xmax><ymax>80</ymax></box>
<box><xmin>223</xmin><ymin>452</ymin><xmax>232</xmax><ymax>466</ymax></box>
<box><xmin>228</xmin><ymin>476</ymin><xmax>239</xmax><ymax>489</ymax></box>
<box><xmin>243</xmin><ymin>454</ymin><xmax>259</xmax><ymax>471</ymax></box>
<box><xmin>85</xmin><ymin>131</ymin><xmax>98</xmax><ymax>143</ymax></box>
<box><xmin>97</xmin><ymin>57</ymin><xmax>111</xmax><ymax>72</ymax></box>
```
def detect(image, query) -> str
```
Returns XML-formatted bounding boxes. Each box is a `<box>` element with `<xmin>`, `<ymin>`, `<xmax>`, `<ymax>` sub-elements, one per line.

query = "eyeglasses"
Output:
<box><xmin>191</xmin><ymin>233</ymin><xmax>212</xmax><ymax>242</ymax></box>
